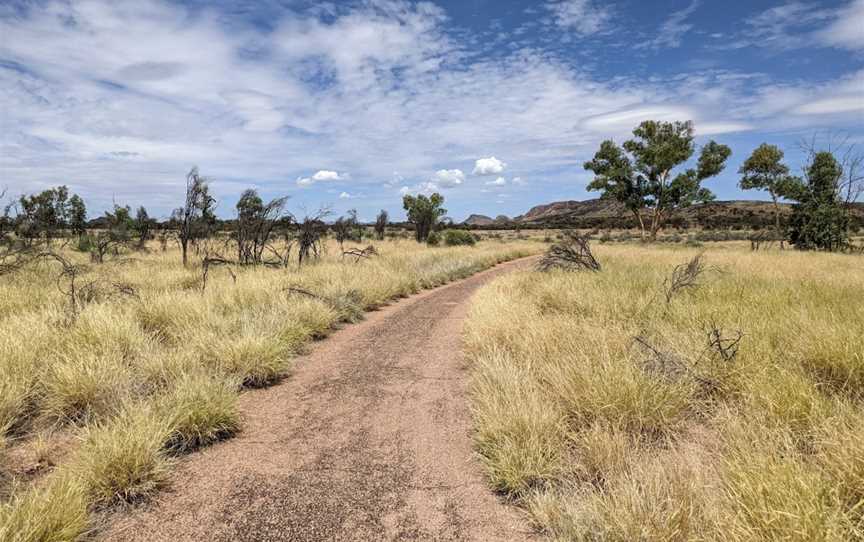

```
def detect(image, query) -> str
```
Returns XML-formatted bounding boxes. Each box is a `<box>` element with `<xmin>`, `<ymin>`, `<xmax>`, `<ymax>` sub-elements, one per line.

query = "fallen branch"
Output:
<box><xmin>537</xmin><ymin>232</ymin><xmax>601</xmax><ymax>272</ymax></box>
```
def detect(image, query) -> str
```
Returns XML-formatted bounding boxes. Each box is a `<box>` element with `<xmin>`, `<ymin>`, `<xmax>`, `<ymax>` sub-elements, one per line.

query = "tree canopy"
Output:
<box><xmin>584</xmin><ymin>120</ymin><xmax>731</xmax><ymax>240</ymax></box>
<box><xmin>402</xmin><ymin>193</ymin><xmax>446</xmax><ymax>243</ymax></box>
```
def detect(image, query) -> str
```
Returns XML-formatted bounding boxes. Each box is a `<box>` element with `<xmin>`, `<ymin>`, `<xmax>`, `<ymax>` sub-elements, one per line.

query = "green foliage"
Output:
<box><xmin>787</xmin><ymin>152</ymin><xmax>850</xmax><ymax>251</ymax></box>
<box><xmin>403</xmin><ymin>192</ymin><xmax>447</xmax><ymax>242</ymax></box>
<box><xmin>426</xmin><ymin>231</ymin><xmax>441</xmax><ymax>246</ymax></box>
<box><xmin>584</xmin><ymin>120</ymin><xmax>731</xmax><ymax>240</ymax></box>
<box><xmin>68</xmin><ymin>195</ymin><xmax>88</xmax><ymax>237</ymax></box>
<box><xmin>75</xmin><ymin>234</ymin><xmax>95</xmax><ymax>253</ymax></box>
<box><xmin>11</xmin><ymin>186</ymin><xmax>87</xmax><ymax>242</ymax></box>
<box><xmin>443</xmin><ymin>229</ymin><xmax>477</xmax><ymax>246</ymax></box>
<box><xmin>739</xmin><ymin>143</ymin><xmax>800</xmax><ymax>238</ymax></box>
<box><xmin>133</xmin><ymin>206</ymin><xmax>155</xmax><ymax>245</ymax></box>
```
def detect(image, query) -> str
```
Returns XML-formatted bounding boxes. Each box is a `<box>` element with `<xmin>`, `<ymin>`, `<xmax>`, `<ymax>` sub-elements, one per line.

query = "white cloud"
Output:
<box><xmin>473</xmin><ymin>157</ymin><xmax>507</xmax><ymax>176</ymax></box>
<box><xmin>486</xmin><ymin>177</ymin><xmax>506</xmax><ymax>186</ymax></box>
<box><xmin>638</xmin><ymin>1</ymin><xmax>701</xmax><ymax>49</ymax></box>
<box><xmin>0</xmin><ymin>0</ymin><xmax>861</xmax><ymax>218</ymax></box>
<box><xmin>794</xmin><ymin>96</ymin><xmax>864</xmax><ymax>115</ymax></box>
<box><xmin>819</xmin><ymin>0</ymin><xmax>864</xmax><ymax>50</ymax></box>
<box><xmin>430</xmin><ymin>168</ymin><xmax>465</xmax><ymax>187</ymax></box>
<box><xmin>296</xmin><ymin>170</ymin><xmax>348</xmax><ymax>186</ymax></box>
<box><xmin>512</xmin><ymin>176</ymin><xmax>526</xmax><ymax>185</ymax></box>
<box><xmin>399</xmin><ymin>181</ymin><xmax>439</xmax><ymax>196</ymax></box>
<box><xmin>725</xmin><ymin>1</ymin><xmax>864</xmax><ymax>52</ymax></box>
<box><xmin>546</xmin><ymin>0</ymin><xmax>612</xmax><ymax>36</ymax></box>
<box><xmin>339</xmin><ymin>191</ymin><xmax>352</xmax><ymax>199</ymax></box>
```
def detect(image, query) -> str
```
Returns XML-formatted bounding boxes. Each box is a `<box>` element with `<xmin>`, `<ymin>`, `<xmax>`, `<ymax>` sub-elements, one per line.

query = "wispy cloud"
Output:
<box><xmin>638</xmin><ymin>0</ymin><xmax>701</xmax><ymax>49</ymax></box>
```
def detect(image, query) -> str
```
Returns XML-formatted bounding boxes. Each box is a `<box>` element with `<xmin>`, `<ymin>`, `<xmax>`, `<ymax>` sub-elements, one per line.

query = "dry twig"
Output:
<box><xmin>537</xmin><ymin>231</ymin><xmax>601</xmax><ymax>272</ymax></box>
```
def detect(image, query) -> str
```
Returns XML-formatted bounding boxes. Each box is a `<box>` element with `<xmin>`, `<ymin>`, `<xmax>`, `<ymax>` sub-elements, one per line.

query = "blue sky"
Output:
<box><xmin>1</xmin><ymin>0</ymin><xmax>862</xmax><ymax>221</ymax></box>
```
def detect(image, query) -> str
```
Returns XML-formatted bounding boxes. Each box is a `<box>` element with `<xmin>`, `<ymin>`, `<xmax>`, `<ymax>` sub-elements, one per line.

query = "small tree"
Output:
<box><xmin>738</xmin><ymin>143</ymin><xmax>799</xmax><ymax>248</ymax></box>
<box><xmin>14</xmin><ymin>186</ymin><xmax>71</xmax><ymax>245</ymax></box>
<box><xmin>787</xmin><ymin>152</ymin><xmax>849</xmax><ymax>251</ymax></box>
<box><xmin>332</xmin><ymin>209</ymin><xmax>361</xmax><ymax>249</ymax></box>
<box><xmin>402</xmin><ymin>193</ymin><xmax>447</xmax><ymax>243</ymax></box>
<box><xmin>374</xmin><ymin>209</ymin><xmax>388</xmax><ymax>240</ymax></box>
<box><xmin>234</xmin><ymin>188</ymin><xmax>288</xmax><ymax>265</ymax></box>
<box><xmin>584</xmin><ymin>120</ymin><xmax>731</xmax><ymax>240</ymax></box>
<box><xmin>133</xmin><ymin>205</ymin><xmax>155</xmax><ymax>248</ymax></box>
<box><xmin>172</xmin><ymin>167</ymin><xmax>215</xmax><ymax>266</ymax></box>
<box><xmin>68</xmin><ymin>195</ymin><xmax>88</xmax><ymax>238</ymax></box>
<box><xmin>92</xmin><ymin>204</ymin><xmax>133</xmax><ymax>262</ymax></box>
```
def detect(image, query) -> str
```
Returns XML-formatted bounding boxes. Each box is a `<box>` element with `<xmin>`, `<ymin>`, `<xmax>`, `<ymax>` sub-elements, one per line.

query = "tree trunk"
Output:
<box><xmin>771</xmin><ymin>194</ymin><xmax>785</xmax><ymax>250</ymax></box>
<box><xmin>634</xmin><ymin>210</ymin><xmax>646</xmax><ymax>240</ymax></box>
<box><xmin>649</xmin><ymin>208</ymin><xmax>661</xmax><ymax>241</ymax></box>
<box><xmin>181</xmin><ymin>237</ymin><xmax>188</xmax><ymax>267</ymax></box>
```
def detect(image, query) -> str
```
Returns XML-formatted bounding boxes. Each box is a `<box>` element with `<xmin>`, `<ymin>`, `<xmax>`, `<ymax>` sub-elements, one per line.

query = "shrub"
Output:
<box><xmin>0</xmin><ymin>474</ymin><xmax>89</xmax><ymax>542</ymax></box>
<box><xmin>75</xmin><ymin>234</ymin><xmax>95</xmax><ymax>253</ymax></box>
<box><xmin>160</xmin><ymin>373</ymin><xmax>241</xmax><ymax>453</ymax></box>
<box><xmin>68</xmin><ymin>405</ymin><xmax>172</xmax><ymax>505</ymax></box>
<box><xmin>442</xmin><ymin>229</ymin><xmax>477</xmax><ymax>246</ymax></box>
<box><xmin>426</xmin><ymin>231</ymin><xmax>441</xmax><ymax>246</ymax></box>
<box><xmin>40</xmin><ymin>346</ymin><xmax>134</xmax><ymax>424</ymax></box>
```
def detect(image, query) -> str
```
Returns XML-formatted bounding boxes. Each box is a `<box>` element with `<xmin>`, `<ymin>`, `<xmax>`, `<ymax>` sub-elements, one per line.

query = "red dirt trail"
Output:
<box><xmin>101</xmin><ymin>257</ymin><xmax>539</xmax><ymax>541</ymax></box>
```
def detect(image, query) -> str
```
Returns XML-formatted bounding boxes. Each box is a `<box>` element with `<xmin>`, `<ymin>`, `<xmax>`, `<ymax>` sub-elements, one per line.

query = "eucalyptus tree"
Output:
<box><xmin>739</xmin><ymin>143</ymin><xmax>799</xmax><ymax>246</ymax></box>
<box><xmin>402</xmin><ymin>193</ymin><xmax>447</xmax><ymax>243</ymax></box>
<box><xmin>584</xmin><ymin>120</ymin><xmax>731</xmax><ymax>240</ymax></box>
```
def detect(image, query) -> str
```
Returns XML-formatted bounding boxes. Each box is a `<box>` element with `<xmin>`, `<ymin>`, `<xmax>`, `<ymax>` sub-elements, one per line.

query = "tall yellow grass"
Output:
<box><xmin>465</xmin><ymin>244</ymin><xmax>864</xmax><ymax>542</ymax></box>
<box><xmin>0</xmin><ymin>238</ymin><xmax>540</xmax><ymax>540</ymax></box>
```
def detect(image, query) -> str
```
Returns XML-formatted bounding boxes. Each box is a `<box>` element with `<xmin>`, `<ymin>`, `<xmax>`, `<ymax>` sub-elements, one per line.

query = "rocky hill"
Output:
<box><xmin>467</xmin><ymin>199</ymin><xmax>864</xmax><ymax>230</ymax></box>
<box><xmin>464</xmin><ymin>214</ymin><xmax>512</xmax><ymax>227</ymax></box>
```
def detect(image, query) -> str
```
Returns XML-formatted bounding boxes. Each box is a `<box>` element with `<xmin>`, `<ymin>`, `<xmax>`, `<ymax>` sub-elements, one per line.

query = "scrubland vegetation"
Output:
<box><xmin>0</xmin><ymin>238</ymin><xmax>539</xmax><ymax>540</ymax></box>
<box><xmin>465</xmin><ymin>242</ymin><xmax>863</xmax><ymax>541</ymax></box>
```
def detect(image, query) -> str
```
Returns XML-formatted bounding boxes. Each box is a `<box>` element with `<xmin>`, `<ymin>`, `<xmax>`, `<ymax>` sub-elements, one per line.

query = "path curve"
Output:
<box><xmin>102</xmin><ymin>257</ymin><xmax>539</xmax><ymax>541</ymax></box>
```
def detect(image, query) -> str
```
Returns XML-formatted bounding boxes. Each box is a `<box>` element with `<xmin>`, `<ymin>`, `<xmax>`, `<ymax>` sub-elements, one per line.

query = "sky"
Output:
<box><xmin>1</xmin><ymin>0</ymin><xmax>863</xmax><ymax>221</ymax></box>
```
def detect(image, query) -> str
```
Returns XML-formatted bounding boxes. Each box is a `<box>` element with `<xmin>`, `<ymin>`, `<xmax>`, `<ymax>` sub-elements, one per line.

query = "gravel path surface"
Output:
<box><xmin>101</xmin><ymin>257</ymin><xmax>538</xmax><ymax>541</ymax></box>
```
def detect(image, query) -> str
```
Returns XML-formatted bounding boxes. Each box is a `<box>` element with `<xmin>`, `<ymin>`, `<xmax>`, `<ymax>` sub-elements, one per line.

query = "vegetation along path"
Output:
<box><xmin>102</xmin><ymin>257</ymin><xmax>538</xmax><ymax>542</ymax></box>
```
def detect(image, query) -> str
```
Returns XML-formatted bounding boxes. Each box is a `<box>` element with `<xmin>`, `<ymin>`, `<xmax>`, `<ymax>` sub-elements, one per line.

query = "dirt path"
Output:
<box><xmin>102</xmin><ymin>257</ymin><xmax>538</xmax><ymax>542</ymax></box>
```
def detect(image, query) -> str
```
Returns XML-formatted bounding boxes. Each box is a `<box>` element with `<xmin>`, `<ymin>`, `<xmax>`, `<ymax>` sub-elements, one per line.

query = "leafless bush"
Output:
<box><xmin>635</xmin><ymin>324</ymin><xmax>743</xmax><ymax>396</ymax></box>
<box><xmin>284</xmin><ymin>284</ymin><xmax>363</xmax><ymax>321</ymax></box>
<box><xmin>663</xmin><ymin>253</ymin><xmax>708</xmax><ymax>303</ymax></box>
<box><xmin>201</xmin><ymin>256</ymin><xmax>237</xmax><ymax>293</ymax></box>
<box><xmin>297</xmin><ymin>208</ymin><xmax>329</xmax><ymax>266</ymax></box>
<box><xmin>537</xmin><ymin>231</ymin><xmax>601</xmax><ymax>272</ymax></box>
<box><xmin>235</xmin><ymin>189</ymin><xmax>288</xmax><ymax>265</ymax></box>
<box><xmin>342</xmin><ymin>245</ymin><xmax>378</xmax><ymax>263</ymax></box>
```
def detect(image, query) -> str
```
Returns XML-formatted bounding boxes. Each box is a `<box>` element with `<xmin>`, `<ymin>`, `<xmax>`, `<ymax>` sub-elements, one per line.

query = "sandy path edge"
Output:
<box><xmin>99</xmin><ymin>256</ymin><xmax>540</xmax><ymax>541</ymax></box>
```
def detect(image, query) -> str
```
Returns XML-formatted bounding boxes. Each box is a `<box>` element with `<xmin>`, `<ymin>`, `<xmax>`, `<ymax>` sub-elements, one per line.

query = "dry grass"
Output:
<box><xmin>0</xmin><ymin>238</ymin><xmax>540</xmax><ymax>538</ymax></box>
<box><xmin>465</xmin><ymin>244</ymin><xmax>864</xmax><ymax>541</ymax></box>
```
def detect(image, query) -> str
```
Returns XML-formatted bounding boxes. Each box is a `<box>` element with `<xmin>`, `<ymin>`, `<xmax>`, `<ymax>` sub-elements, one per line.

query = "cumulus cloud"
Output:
<box><xmin>472</xmin><ymin>157</ymin><xmax>507</xmax><ymax>176</ymax></box>
<box><xmin>296</xmin><ymin>170</ymin><xmax>348</xmax><ymax>186</ymax></box>
<box><xmin>486</xmin><ymin>177</ymin><xmax>506</xmax><ymax>186</ymax></box>
<box><xmin>430</xmin><ymin>169</ymin><xmax>465</xmax><ymax>187</ymax></box>
<box><xmin>338</xmin><ymin>191</ymin><xmax>352</xmax><ymax>199</ymax></box>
